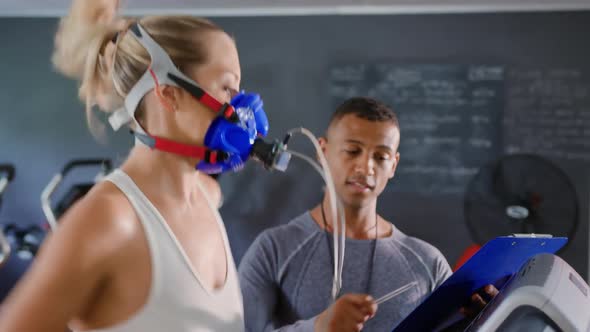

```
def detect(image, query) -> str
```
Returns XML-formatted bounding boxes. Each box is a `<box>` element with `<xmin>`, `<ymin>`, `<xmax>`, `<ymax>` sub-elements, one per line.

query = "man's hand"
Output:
<box><xmin>460</xmin><ymin>284</ymin><xmax>499</xmax><ymax>319</ymax></box>
<box><xmin>315</xmin><ymin>294</ymin><xmax>378</xmax><ymax>332</ymax></box>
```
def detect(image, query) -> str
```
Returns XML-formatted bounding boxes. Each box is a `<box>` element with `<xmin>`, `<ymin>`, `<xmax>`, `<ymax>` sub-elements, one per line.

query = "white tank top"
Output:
<box><xmin>84</xmin><ymin>169</ymin><xmax>244</xmax><ymax>332</ymax></box>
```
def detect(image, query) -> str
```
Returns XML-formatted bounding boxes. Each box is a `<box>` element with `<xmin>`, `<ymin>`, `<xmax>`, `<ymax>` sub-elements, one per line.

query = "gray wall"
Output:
<box><xmin>0</xmin><ymin>13</ymin><xmax>589</xmax><ymax>280</ymax></box>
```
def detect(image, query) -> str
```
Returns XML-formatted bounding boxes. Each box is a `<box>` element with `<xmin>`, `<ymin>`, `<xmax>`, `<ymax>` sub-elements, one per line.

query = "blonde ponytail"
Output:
<box><xmin>52</xmin><ymin>0</ymin><xmax>121</xmax><ymax>79</ymax></box>
<box><xmin>52</xmin><ymin>1</ymin><xmax>226</xmax><ymax>140</ymax></box>
<box><xmin>52</xmin><ymin>0</ymin><xmax>125</xmax><ymax>140</ymax></box>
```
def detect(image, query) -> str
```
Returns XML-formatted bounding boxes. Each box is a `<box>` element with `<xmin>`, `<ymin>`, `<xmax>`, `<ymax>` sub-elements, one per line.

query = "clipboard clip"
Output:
<box><xmin>510</xmin><ymin>233</ymin><xmax>553</xmax><ymax>238</ymax></box>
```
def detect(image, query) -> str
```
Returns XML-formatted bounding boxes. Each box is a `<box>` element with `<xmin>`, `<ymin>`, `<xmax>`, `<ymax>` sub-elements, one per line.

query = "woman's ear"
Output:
<box><xmin>157</xmin><ymin>85</ymin><xmax>180</xmax><ymax>112</ymax></box>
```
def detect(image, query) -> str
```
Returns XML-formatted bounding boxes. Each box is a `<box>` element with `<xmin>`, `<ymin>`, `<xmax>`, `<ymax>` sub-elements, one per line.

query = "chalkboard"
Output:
<box><xmin>505</xmin><ymin>68</ymin><xmax>590</xmax><ymax>161</ymax></box>
<box><xmin>329</xmin><ymin>64</ymin><xmax>504</xmax><ymax>194</ymax></box>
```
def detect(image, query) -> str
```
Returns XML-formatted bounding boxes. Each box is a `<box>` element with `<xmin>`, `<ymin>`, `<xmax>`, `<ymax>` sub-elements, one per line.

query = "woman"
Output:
<box><xmin>0</xmin><ymin>1</ymin><xmax>253</xmax><ymax>331</ymax></box>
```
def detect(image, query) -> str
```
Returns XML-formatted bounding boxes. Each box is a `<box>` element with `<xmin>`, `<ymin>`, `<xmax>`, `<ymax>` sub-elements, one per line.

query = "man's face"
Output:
<box><xmin>320</xmin><ymin>114</ymin><xmax>400</xmax><ymax>209</ymax></box>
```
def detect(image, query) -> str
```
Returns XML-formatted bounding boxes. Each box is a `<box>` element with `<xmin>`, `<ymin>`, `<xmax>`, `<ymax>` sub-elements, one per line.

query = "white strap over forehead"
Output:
<box><xmin>108</xmin><ymin>23</ymin><xmax>198</xmax><ymax>134</ymax></box>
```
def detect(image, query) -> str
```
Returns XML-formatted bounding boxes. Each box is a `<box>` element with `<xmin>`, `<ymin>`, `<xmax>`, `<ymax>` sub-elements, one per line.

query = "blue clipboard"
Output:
<box><xmin>392</xmin><ymin>235</ymin><xmax>568</xmax><ymax>332</ymax></box>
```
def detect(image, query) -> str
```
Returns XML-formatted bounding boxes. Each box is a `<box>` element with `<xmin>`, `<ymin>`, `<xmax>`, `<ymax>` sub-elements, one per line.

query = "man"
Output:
<box><xmin>239</xmin><ymin>97</ymin><xmax>489</xmax><ymax>331</ymax></box>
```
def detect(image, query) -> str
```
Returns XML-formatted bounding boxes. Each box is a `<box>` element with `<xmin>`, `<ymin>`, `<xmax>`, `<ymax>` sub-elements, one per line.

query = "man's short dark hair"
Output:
<box><xmin>329</xmin><ymin>97</ymin><xmax>400</xmax><ymax>130</ymax></box>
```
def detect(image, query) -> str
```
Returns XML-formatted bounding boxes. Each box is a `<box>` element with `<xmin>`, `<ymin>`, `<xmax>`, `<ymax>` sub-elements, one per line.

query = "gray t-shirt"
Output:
<box><xmin>238</xmin><ymin>212</ymin><xmax>452</xmax><ymax>332</ymax></box>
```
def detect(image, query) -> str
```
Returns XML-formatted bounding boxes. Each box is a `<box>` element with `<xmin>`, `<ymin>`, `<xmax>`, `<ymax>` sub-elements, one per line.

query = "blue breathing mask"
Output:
<box><xmin>197</xmin><ymin>92</ymin><xmax>270</xmax><ymax>174</ymax></box>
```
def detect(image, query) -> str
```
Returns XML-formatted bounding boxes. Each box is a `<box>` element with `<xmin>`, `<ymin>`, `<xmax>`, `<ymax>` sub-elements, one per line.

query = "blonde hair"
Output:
<box><xmin>52</xmin><ymin>4</ymin><xmax>225</xmax><ymax>138</ymax></box>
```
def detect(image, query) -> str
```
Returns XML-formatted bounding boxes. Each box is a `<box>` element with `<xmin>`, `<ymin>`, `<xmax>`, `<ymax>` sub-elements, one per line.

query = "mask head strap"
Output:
<box><xmin>133</xmin><ymin>131</ymin><xmax>229</xmax><ymax>164</ymax></box>
<box><xmin>108</xmin><ymin>23</ymin><xmax>239</xmax><ymax>134</ymax></box>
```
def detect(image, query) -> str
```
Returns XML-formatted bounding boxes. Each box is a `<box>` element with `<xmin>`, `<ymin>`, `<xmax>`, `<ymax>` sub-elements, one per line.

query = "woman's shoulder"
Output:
<box><xmin>57</xmin><ymin>180</ymin><xmax>145</xmax><ymax>255</ymax></box>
